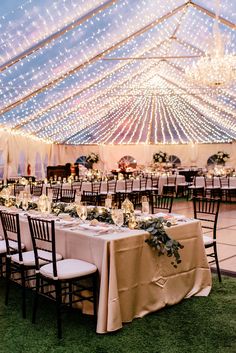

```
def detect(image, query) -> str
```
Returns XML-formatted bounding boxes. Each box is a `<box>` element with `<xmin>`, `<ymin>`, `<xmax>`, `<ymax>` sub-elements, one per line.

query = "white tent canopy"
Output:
<box><xmin>0</xmin><ymin>0</ymin><xmax>235</xmax><ymax>177</ymax></box>
<box><xmin>0</xmin><ymin>1</ymin><xmax>235</xmax><ymax>143</ymax></box>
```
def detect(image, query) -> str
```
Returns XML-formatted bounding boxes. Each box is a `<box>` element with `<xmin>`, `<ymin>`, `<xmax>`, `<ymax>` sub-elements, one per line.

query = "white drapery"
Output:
<box><xmin>0</xmin><ymin>131</ymin><xmax>235</xmax><ymax>179</ymax></box>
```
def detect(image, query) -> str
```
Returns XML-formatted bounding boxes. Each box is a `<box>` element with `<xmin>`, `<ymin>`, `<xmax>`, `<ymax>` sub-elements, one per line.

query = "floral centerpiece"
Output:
<box><xmin>153</xmin><ymin>151</ymin><xmax>169</xmax><ymax>164</ymax></box>
<box><xmin>86</xmin><ymin>152</ymin><xmax>99</xmax><ymax>168</ymax></box>
<box><xmin>212</xmin><ymin>151</ymin><xmax>230</xmax><ymax>165</ymax></box>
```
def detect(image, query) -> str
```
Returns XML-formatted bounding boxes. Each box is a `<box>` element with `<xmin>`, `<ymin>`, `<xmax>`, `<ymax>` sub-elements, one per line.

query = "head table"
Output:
<box><xmin>0</xmin><ymin>207</ymin><xmax>211</xmax><ymax>334</ymax></box>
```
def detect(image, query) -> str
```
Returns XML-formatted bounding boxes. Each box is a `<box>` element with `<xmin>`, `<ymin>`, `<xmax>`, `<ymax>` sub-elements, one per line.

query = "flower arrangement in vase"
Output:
<box><xmin>153</xmin><ymin>151</ymin><xmax>169</xmax><ymax>164</ymax></box>
<box><xmin>86</xmin><ymin>152</ymin><xmax>99</xmax><ymax>169</ymax></box>
<box><xmin>212</xmin><ymin>151</ymin><xmax>230</xmax><ymax>165</ymax></box>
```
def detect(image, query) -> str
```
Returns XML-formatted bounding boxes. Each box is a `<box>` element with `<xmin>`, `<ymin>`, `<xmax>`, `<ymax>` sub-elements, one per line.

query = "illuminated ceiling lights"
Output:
<box><xmin>186</xmin><ymin>0</ymin><xmax>235</xmax><ymax>87</ymax></box>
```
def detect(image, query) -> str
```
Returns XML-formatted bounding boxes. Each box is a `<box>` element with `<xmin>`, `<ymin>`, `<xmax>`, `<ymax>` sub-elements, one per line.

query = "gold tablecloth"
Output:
<box><xmin>13</xmin><ymin>216</ymin><xmax>211</xmax><ymax>334</ymax></box>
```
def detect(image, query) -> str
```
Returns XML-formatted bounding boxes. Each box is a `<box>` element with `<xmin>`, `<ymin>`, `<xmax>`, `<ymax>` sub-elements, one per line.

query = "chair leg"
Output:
<box><xmin>0</xmin><ymin>257</ymin><xmax>3</xmax><ymax>278</ymax></box>
<box><xmin>55</xmin><ymin>282</ymin><xmax>62</xmax><ymax>339</ymax></box>
<box><xmin>32</xmin><ymin>274</ymin><xmax>40</xmax><ymax>324</ymax></box>
<box><xmin>69</xmin><ymin>282</ymin><xmax>73</xmax><ymax>309</ymax></box>
<box><xmin>21</xmin><ymin>267</ymin><xmax>26</xmax><ymax>318</ymax></box>
<box><xmin>92</xmin><ymin>273</ymin><xmax>98</xmax><ymax>320</ymax></box>
<box><xmin>5</xmin><ymin>257</ymin><xmax>11</xmax><ymax>306</ymax></box>
<box><xmin>213</xmin><ymin>243</ymin><xmax>222</xmax><ymax>283</ymax></box>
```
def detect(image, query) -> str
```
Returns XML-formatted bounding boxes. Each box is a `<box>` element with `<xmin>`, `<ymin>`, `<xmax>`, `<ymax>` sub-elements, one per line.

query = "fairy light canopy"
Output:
<box><xmin>0</xmin><ymin>0</ymin><xmax>235</xmax><ymax>145</ymax></box>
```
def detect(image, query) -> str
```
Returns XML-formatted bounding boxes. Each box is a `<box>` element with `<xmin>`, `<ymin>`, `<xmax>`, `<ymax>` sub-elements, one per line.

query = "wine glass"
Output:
<box><xmin>22</xmin><ymin>198</ymin><xmax>28</xmax><ymax>212</ymax></box>
<box><xmin>111</xmin><ymin>207</ymin><xmax>118</xmax><ymax>224</ymax></box>
<box><xmin>76</xmin><ymin>204</ymin><xmax>87</xmax><ymax>222</ymax></box>
<box><xmin>75</xmin><ymin>192</ymin><xmax>81</xmax><ymax>204</ymax></box>
<box><xmin>15</xmin><ymin>195</ymin><xmax>21</xmax><ymax>208</ymax></box>
<box><xmin>112</xmin><ymin>209</ymin><xmax>124</xmax><ymax>230</ymax></box>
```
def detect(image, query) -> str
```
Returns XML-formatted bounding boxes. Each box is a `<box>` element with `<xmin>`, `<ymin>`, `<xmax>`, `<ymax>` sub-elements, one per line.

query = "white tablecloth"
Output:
<box><xmin>80</xmin><ymin>176</ymin><xmax>185</xmax><ymax>195</ymax></box>
<box><xmin>195</xmin><ymin>176</ymin><xmax>236</xmax><ymax>188</ymax></box>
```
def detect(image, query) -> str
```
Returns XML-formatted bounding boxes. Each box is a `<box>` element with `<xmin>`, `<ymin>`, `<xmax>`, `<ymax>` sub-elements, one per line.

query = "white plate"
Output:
<box><xmin>79</xmin><ymin>223</ymin><xmax>113</xmax><ymax>232</ymax></box>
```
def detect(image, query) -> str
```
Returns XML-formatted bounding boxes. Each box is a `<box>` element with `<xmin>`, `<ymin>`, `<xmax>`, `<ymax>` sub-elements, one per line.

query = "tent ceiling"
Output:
<box><xmin>0</xmin><ymin>0</ymin><xmax>235</xmax><ymax>145</ymax></box>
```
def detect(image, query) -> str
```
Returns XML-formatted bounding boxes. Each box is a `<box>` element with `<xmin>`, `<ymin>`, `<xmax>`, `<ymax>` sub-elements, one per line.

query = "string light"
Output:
<box><xmin>0</xmin><ymin>0</ymin><xmax>235</xmax><ymax>145</ymax></box>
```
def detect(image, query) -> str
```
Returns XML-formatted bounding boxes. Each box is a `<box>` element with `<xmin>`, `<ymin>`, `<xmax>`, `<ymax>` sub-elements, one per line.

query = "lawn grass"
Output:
<box><xmin>0</xmin><ymin>276</ymin><xmax>235</xmax><ymax>353</ymax></box>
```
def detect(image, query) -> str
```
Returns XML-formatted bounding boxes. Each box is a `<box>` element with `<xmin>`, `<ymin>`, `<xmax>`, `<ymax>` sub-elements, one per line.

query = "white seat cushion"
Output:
<box><xmin>203</xmin><ymin>235</ymin><xmax>214</xmax><ymax>246</ymax></box>
<box><xmin>11</xmin><ymin>250</ymin><xmax>62</xmax><ymax>266</ymax></box>
<box><xmin>40</xmin><ymin>259</ymin><xmax>97</xmax><ymax>280</ymax></box>
<box><xmin>0</xmin><ymin>240</ymin><xmax>25</xmax><ymax>254</ymax></box>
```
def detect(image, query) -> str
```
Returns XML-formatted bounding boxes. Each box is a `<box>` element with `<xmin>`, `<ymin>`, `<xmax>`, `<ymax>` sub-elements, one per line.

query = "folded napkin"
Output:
<box><xmin>58</xmin><ymin>213</ymin><xmax>72</xmax><ymax>221</ymax></box>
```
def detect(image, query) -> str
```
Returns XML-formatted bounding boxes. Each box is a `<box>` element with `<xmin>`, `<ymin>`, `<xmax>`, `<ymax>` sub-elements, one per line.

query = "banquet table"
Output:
<box><xmin>195</xmin><ymin>176</ymin><xmax>236</xmax><ymax>187</ymax></box>
<box><xmin>3</xmin><ymin>209</ymin><xmax>212</xmax><ymax>334</ymax></box>
<box><xmin>80</xmin><ymin>175</ymin><xmax>185</xmax><ymax>195</ymax></box>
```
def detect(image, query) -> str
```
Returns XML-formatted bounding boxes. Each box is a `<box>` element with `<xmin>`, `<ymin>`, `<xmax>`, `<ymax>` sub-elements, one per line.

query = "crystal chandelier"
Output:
<box><xmin>186</xmin><ymin>0</ymin><xmax>235</xmax><ymax>87</ymax></box>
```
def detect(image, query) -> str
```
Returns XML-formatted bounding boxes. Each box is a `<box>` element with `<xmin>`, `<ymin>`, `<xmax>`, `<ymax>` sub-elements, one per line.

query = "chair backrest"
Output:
<box><xmin>0</xmin><ymin>211</ymin><xmax>23</xmax><ymax>261</ymax></box>
<box><xmin>14</xmin><ymin>184</ymin><xmax>25</xmax><ymax>196</ymax></box>
<box><xmin>72</xmin><ymin>181</ymin><xmax>82</xmax><ymax>192</ymax></box>
<box><xmin>140</xmin><ymin>178</ymin><xmax>147</xmax><ymax>190</ymax></box>
<box><xmin>193</xmin><ymin>197</ymin><xmax>220</xmax><ymax>238</ymax></box>
<box><xmin>107</xmin><ymin>180</ymin><xmax>117</xmax><ymax>193</ymax></box>
<box><xmin>219</xmin><ymin>177</ymin><xmax>229</xmax><ymax>188</ymax></box>
<box><xmin>28</xmin><ymin>216</ymin><xmax>57</xmax><ymax>276</ymax></box>
<box><xmin>46</xmin><ymin>186</ymin><xmax>60</xmax><ymax>202</ymax></box>
<box><xmin>191</xmin><ymin>176</ymin><xmax>198</xmax><ymax>186</ymax></box>
<box><xmin>125</xmin><ymin>179</ymin><xmax>133</xmax><ymax>192</ymax></box>
<box><xmin>166</xmin><ymin>176</ymin><xmax>176</xmax><ymax>185</ymax></box>
<box><xmin>151</xmin><ymin>176</ymin><xmax>159</xmax><ymax>189</ymax></box>
<box><xmin>31</xmin><ymin>185</ymin><xmax>43</xmax><ymax>196</ymax></box>
<box><xmin>92</xmin><ymin>182</ymin><xmax>101</xmax><ymax>194</ymax></box>
<box><xmin>151</xmin><ymin>195</ymin><xmax>173</xmax><ymax>213</ymax></box>
<box><xmin>60</xmin><ymin>189</ymin><xmax>76</xmax><ymax>203</ymax></box>
<box><xmin>82</xmin><ymin>191</ymin><xmax>99</xmax><ymax>206</ymax></box>
<box><xmin>204</xmin><ymin>177</ymin><xmax>214</xmax><ymax>187</ymax></box>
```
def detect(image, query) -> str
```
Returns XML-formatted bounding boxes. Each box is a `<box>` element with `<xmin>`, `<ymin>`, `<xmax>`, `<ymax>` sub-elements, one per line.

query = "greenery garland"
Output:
<box><xmin>0</xmin><ymin>197</ymin><xmax>183</xmax><ymax>267</ymax></box>
<box><xmin>51</xmin><ymin>203</ymin><xmax>183</xmax><ymax>267</ymax></box>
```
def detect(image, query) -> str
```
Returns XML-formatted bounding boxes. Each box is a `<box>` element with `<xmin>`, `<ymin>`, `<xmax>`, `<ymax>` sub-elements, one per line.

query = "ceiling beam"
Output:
<box><xmin>0</xmin><ymin>1</ymin><xmax>188</xmax><ymax>117</ymax></box>
<box><xmin>189</xmin><ymin>1</ymin><xmax>236</xmax><ymax>29</ymax></box>
<box><xmin>103</xmin><ymin>55</ymin><xmax>201</xmax><ymax>60</ymax></box>
<box><xmin>0</xmin><ymin>0</ymin><xmax>119</xmax><ymax>73</ymax></box>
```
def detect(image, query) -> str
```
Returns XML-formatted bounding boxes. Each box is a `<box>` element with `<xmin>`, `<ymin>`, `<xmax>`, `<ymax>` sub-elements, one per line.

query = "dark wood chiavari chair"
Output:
<box><xmin>162</xmin><ymin>176</ymin><xmax>176</xmax><ymax>196</ymax></box>
<box><xmin>13</xmin><ymin>184</ymin><xmax>25</xmax><ymax>196</ymax></box>
<box><xmin>46</xmin><ymin>186</ymin><xmax>61</xmax><ymax>202</ymax></box>
<box><xmin>30</xmin><ymin>184</ymin><xmax>43</xmax><ymax>196</ymax></box>
<box><xmin>204</xmin><ymin>177</ymin><xmax>221</xmax><ymax>199</ymax></box>
<box><xmin>0</xmin><ymin>211</ymin><xmax>36</xmax><ymax>318</ymax></box>
<box><xmin>187</xmin><ymin>176</ymin><xmax>205</xmax><ymax>200</ymax></box>
<box><xmin>60</xmin><ymin>188</ymin><xmax>76</xmax><ymax>203</ymax></box>
<box><xmin>219</xmin><ymin>176</ymin><xmax>236</xmax><ymax>202</ymax></box>
<box><xmin>82</xmin><ymin>191</ymin><xmax>99</xmax><ymax>206</ymax></box>
<box><xmin>193</xmin><ymin>197</ymin><xmax>221</xmax><ymax>282</ymax></box>
<box><xmin>151</xmin><ymin>194</ymin><xmax>174</xmax><ymax>214</ymax></box>
<box><xmin>28</xmin><ymin>216</ymin><xmax>98</xmax><ymax>339</ymax></box>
